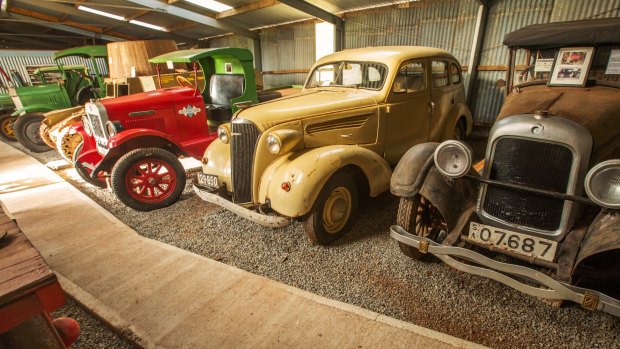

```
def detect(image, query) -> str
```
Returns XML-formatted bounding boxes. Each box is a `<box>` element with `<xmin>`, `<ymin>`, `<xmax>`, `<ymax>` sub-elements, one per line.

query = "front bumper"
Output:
<box><xmin>193</xmin><ymin>184</ymin><xmax>290</xmax><ymax>228</ymax></box>
<box><xmin>390</xmin><ymin>225</ymin><xmax>620</xmax><ymax>317</ymax></box>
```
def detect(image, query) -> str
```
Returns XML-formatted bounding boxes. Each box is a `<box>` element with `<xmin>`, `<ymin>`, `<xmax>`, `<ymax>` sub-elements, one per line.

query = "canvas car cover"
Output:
<box><xmin>503</xmin><ymin>18</ymin><xmax>620</xmax><ymax>49</ymax></box>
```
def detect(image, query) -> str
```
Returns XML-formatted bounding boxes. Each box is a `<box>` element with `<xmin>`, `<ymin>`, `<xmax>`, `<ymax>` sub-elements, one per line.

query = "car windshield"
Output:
<box><xmin>512</xmin><ymin>45</ymin><xmax>620</xmax><ymax>86</ymax></box>
<box><xmin>305</xmin><ymin>61</ymin><xmax>388</xmax><ymax>90</ymax></box>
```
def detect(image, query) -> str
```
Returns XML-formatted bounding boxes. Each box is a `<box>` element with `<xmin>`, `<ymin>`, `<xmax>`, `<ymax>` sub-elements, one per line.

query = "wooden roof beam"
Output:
<box><xmin>216</xmin><ymin>0</ymin><xmax>278</xmax><ymax>19</ymax></box>
<box><xmin>166</xmin><ymin>20</ymin><xmax>197</xmax><ymax>32</ymax></box>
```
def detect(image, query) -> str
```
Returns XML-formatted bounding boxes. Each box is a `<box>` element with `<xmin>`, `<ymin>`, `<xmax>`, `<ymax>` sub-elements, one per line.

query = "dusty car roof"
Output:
<box><xmin>503</xmin><ymin>18</ymin><xmax>620</xmax><ymax>48</ymax></box>
<box><xmin>314</xmin><ymin>46</ymin><xmax>456</xmax><ymax>67</ymax></box>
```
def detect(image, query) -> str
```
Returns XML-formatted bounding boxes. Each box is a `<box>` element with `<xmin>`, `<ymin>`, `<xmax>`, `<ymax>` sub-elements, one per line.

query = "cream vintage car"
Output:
<box><xmin>194</xmin><ymin>46</ymin><xmax>472</xmax><ymax>244</ymax></box>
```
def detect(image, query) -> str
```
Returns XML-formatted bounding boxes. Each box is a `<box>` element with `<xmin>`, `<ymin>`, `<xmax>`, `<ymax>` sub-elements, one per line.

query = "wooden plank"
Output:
<box><xmin>217</xmin><ymin>0</ymin><xmax>278</xmax><ymax>19</ymax></box>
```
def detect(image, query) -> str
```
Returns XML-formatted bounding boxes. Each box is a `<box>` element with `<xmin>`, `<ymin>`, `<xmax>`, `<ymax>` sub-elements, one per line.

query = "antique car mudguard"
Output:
<box><xmin>390</xmin><ymin>142</ymin><xmax>479</xmax><ymax>232</ymax></box>
<box><xmin>574</xmin><ymin>210</ymin><xmax>620</xmax><ymax>277</ymax></box>
<box><xmin>11</xmin><ymin>105</ymin><xmax>56</xmax><ymax>117</ymax></box>
<box><xmin>438</xmin><ymin>103</ymin><xmax>474</xmax><ymax>141</ymax></box>
<box><xmin>259</xmin><ymin>145</ymin><xmax>392</xmax><ymax>218</ymax></box>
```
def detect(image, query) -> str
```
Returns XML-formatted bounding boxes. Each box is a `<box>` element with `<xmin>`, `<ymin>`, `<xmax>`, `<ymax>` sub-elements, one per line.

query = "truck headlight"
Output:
<box><xmin>217</xmin><ymin>124</ymin><xmax>230</xmax><ymax>144</ymax></box>
<box><xmin>105</xmin><ymin>121</ymin><xmax>123</xmax><ymax>137</ymax></box>
<box><xmin>585</xmin><ymin>160</ymin><xmax>620</xmax><ymax>209</ymax></box>
<box><xmin>266</xmin><ymin>129</ymin><xmax>302</xmax><ymax>155</ymax></box>
<box><xmin>434</xmin><ymin>140</ymin><xmax>472</xmax><ymax>178</ymax></box>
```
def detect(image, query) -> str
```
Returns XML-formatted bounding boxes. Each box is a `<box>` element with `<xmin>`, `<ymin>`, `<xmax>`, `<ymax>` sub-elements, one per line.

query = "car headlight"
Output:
<box><xmin>105</xmin><ymin>121</ymin><xmax>123</xmax><ymax>137</ymax></box>
<box><xmin>585</xmin><ymin>159</ymin><xmax>620</xmax><ymax>209</ymax></box>
<box><xmin>265</xmin><ymin>129</ymin><xmax>302</xmax><ymax>155</ymax></box>
<box><xmin>433</xmin><ymin>140</ymin><xmax>473</xmax><ymax>178</ymax></box>
<box><xmin>217</xmin><ymin>124</ymin><xmax>230</xmax><ymax>144</ymax></box>
<box><xmin>82</xmin><ymin>117</ymin><xmax>92</xmax><ymax>136</ymax></box>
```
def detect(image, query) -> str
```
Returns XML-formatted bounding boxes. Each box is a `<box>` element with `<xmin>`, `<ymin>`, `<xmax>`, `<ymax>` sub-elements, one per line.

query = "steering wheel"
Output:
<box><xmin>176</xmin><ymin>76</ymin><xmax>194</xmax><ymax>88</ymax></box>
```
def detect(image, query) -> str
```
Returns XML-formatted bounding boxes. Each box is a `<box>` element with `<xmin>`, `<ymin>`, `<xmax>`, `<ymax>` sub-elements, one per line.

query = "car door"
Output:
<box><xmin>383</xmin><ymin>59</ymin><xmax>432</xmax><ymax>165</ymax></box>
<box><xmin>428</xmin><ymin>59</ymin><xmax>454</xmax><ymax>142</ymax></box>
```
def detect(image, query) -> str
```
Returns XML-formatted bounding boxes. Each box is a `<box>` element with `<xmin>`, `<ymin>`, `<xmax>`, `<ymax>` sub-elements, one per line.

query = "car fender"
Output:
<box><xmin>573</xmin><ymin>210</ymin><xmax>620</xmax><ymax>277</ymax></box>
<box><xmin>11</xmin><ymin>104</ymin><xmax>56</xmax><ymax>117</ymax></box>
<box><xmin>201</xmin><ymin>140</ymin><xmax>232</xmax><ymax>192</ymax></box>
<box><xmin>441</xmin><ymin>102</ymin><xmax>473</xmax><ymax>140</ymax></box>
<box><xmin>391</xmin><ymin>142</ymin><xmax>478</xmax><ymax>230</ymax></box>
<box><xmin>259</xmin><ymin>145</ymin><xmax>392</xmax><ymax>218</ymax></box>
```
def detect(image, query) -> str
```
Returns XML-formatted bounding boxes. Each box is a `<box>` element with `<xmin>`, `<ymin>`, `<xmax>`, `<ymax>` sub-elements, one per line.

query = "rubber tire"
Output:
<box><xmin>73</xmin><ymin>142</ymin><xmax>107</xmax><ymax>189</ymax></box>
<box><xmin>303</xmin><ymin>171</ymin><xmax>358</xmax><ymax>245</ymax></box>
<box><xmin>453</xmin><ymin>119</ymin><xmax>466</xmax><ymax>141</ymax></box>
<box><xmin>396</xmin><ymin>196</ymin><xmax>427</xmax><ymax>260</ymax></box>
<box><xmin>111</xmin><ymin>148</ymin><xmax>186</xmax><ymax>211</ymax></box>
<box><xmin>0</xmin><ymin>114</ymin><xmax>17</xmax><ymax>141</ymax></box>
<box><xmin>13</xmin><ymin>112</ymin><xmax>51</xmax><ymax>152</ymax></box>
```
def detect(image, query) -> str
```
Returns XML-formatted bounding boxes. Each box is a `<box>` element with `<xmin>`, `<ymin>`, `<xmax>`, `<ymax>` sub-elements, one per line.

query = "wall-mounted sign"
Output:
<box><xmin>605</xmin><ymin>49</ymin><xmax>620</xmax><ymax>75</ymax></box>
<box><xmin>548</xmin><ymin>47</ymin><xmax>594</xmax><ymax>87</ymax></box>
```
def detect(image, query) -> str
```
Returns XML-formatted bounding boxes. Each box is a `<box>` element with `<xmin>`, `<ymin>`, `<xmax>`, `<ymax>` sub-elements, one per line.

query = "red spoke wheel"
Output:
<box><xmin>111</xmin><ymin>148</ymin><xmax>186</xmax><ymax>211</ymax></box>
<box><xmin>396</xmin><ymin>194</ymin><xmax>447</xmax><ymax>260</ymax></box>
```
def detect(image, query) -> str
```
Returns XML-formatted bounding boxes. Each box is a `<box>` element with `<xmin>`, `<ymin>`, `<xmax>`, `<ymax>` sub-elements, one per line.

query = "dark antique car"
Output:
<box><xmin>389</xmin><ymin>18</ymin><xmax>620</xmax><ymax>316</ymax></box>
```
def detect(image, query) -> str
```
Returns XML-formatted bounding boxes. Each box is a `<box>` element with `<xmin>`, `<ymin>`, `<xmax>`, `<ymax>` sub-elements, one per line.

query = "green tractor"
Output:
<box><xmin>9</xmin><ymin>45</ymin><xmax>107</xmax><ymax>152</ymax></box>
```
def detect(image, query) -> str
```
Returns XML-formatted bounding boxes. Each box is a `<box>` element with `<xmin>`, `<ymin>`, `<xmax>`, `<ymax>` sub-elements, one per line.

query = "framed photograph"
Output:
<box><xmin>548</xmin><ymin>47</ymin><xmax>594</xmax><ymax>87</ymax></box>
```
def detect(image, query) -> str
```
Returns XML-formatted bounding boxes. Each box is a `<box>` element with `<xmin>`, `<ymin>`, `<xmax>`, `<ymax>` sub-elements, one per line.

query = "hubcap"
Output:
<box><xmin>124</xmin><ymin>159</ymin><xmax>177</xmax><ymax>203</ymax></box>
<box><xmin>25</xmin><ymin>120</ymin><xmax>43</xmax><ymax>143</ymax></box>
<box><xmin>322</xmin><ymin>186</ymin><xmax>352</xmax><ymax>234</ymax></box>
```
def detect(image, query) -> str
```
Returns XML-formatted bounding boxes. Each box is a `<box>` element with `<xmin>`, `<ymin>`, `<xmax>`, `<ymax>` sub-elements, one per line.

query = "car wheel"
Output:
<box><xmin>0</xmin><ymin>114</ymin><xmax>17</xmax><ymax>141</ymax></box>
<box><xmin>73</xmin><ymin>141</ymin><xmax>107</xmax><ymax>189</ymax></box>
<box><xmin>13</xmin><ymin>112</ymin><xmax>51</xmax><ymax>152</ymax></box>
<box><xmin>303</xmin><ymin>171</ymin><xmax>358</xmax><ymax>245</ymax></box>
<box><xmin>111</xmin><ymin>148</ymin><xmax>186</xmax><ymax>211</ymax></box>
<box><xmin>453</xmin><ymin>120</ymin><xmax>466</xmax><ymax>141</ymax></box>
<box><xmin>56</xmin><ymin>126</ymin><xmax>83</xmax><ymax>162</ymax></box>
<box><xmin>396</xmin><ymin>194</ymin><xmax>447</xmax><ymax>260</ymax></box>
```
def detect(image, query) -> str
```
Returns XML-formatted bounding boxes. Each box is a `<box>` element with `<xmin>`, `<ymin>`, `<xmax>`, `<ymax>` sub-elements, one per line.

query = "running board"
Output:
<box><xmin>390</xmin><ymin>225</ymin><xmax>620</xmax><ymax>317</ymax></box>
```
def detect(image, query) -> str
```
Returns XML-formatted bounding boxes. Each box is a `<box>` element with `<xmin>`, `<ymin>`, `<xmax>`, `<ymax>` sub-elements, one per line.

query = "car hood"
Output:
<box><xmin>497</xmin><ymin>84</ymin><xmax>620</xmax><ymax>163</ymax></box>
<box><xmin>235</xmin><ymin>88</ymin><xmax>379</xmax><ymax>130</ymax></box>
<box><xmin>99</xmin><ymin>87</ymin><xmax>197</xmax><ymax>115</ymax></box>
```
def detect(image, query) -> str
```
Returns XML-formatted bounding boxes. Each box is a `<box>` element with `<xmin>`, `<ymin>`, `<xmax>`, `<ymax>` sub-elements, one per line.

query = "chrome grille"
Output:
<box><xmin>483</xmin><ymin>138</ymin><xmax>573</xmax><ymax>231</ymax></box>
<box><xmin>231</xmin><ymin>121</ymin><xmax>261</xmax><ymax>204</ymax></box>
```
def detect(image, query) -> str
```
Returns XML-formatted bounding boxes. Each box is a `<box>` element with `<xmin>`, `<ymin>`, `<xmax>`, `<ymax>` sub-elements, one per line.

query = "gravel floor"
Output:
<box><xmin>5</xmin><ymin>138</ymin><xmax>620</xmax><ymax>349</ymax></box>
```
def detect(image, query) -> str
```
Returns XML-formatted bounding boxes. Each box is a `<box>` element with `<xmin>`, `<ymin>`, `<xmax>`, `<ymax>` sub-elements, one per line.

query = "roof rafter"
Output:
<box><xmin>216</xmin><ymin>0</ymin><xmax>278</xmax><ymax>19</ymax></box>
<box><xmin>277</xmin><ymin>0</ymin><xmax>342</xmax><ymax>28</ymax></box>
<box><xmin>126</xmin><ymin>0</ymin><xmax>259</xmax><ymax>39</ymax></box>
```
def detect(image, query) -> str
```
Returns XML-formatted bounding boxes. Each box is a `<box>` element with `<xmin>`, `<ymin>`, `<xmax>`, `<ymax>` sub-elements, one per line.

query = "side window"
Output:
<box><xmin>432</xmin><ymin>60</ymin><xmax>449</xmax><ymax>88</ymax></box>
<box><xmin>451</xmin><ymin>62</ymin><xmax>461</xmax><ymax>84</ymax></box>
<box><xmin>392</xmin><ymin>61</ymin><xmax>426</xmax><ymax>93</ymax></box>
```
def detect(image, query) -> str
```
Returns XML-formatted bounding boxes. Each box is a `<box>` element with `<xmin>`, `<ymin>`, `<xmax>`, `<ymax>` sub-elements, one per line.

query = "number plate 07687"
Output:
<box><xmin>468</xmin><ymin>222</ymin><xmax>558</xmax><ymax>262</ymax></box>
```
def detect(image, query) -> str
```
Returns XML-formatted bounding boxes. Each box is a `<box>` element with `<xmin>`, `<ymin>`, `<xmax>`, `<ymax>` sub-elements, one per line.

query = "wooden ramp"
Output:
<box><xmin>0</xmin><ymin>141</ymin><xmax>486</xmax><ymax>349</ymax></box>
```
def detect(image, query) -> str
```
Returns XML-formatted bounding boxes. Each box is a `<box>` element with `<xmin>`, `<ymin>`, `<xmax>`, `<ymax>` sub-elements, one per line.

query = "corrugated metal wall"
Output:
<box><xmin>260</xmin><ymin>22</ymin><xmax>315</xmax><ymax>88</ymax></box>
<box><xmin>207</xmin><ymin>35</ymin><xmax>255</xmax><ymax>54</ymax></box>
<box><xmin>0</xmin><ymin>50</ymin><xmax>109</xmax><ymax>94</ymax></box>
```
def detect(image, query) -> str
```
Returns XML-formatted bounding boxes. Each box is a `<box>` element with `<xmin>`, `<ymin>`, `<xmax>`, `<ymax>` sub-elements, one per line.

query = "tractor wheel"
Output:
<box><xmin>72</xmin><ymin>142</ymin><xmax>107</xmax><ymax>189</ymax></box>
<box><xmin>111</xmin><ymin>148</ymin><xmax>186</xmax><ymax>211</ymax></box>
<box><xmin>303</xmin><ymin>171</ymin><xmax>358</xmax><ymax>245</ymax></box>
<box><xmin>14</xmin><ymin>112</ymin><xmax>51</xmax><ymax>152</ymax></box>
<box><xmin>396</xmin><ymin>194</ymin><xmax>448</xmax><ymax>260</ymax></box>
<box><xmin>0</xmin><ymin>114</ymin><xmax>17</xmax><ymax>141</ymax></box>
<box><xmin>56</xmin><ymin>126</ymin><xmax>83</xmax><ymax>162</ymax></box>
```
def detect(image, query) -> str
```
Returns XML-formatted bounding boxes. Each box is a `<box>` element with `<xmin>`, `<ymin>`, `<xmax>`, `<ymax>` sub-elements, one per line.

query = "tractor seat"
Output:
<box><xmin>207</xmin><ymin>74</ymin><xmax>245</xmax><ymax>123</ymax></box>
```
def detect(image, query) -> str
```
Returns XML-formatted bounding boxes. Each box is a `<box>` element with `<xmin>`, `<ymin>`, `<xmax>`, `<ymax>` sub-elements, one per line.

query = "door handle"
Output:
<box><xmin>340</xmin><ymin>133</ymin><xmax>353</xmax><ymax>138</ymax></box>
<box><xmin>430</xmin><ymin>101</ymin><xmax>439</xmax><ymax>107</ymax></box>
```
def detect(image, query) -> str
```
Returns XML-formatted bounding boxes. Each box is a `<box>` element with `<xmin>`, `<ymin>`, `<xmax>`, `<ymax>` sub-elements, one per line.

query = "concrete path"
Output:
<box><xmin>0</xmin><ymin>142</ymin><xmax>486</xmax><ymax>349</ymax></box>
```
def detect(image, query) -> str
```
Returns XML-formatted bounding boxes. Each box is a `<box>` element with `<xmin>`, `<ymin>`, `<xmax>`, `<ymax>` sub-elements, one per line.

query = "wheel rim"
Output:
<box><xmin>415</xmin><ymin>196</ymin><xmax>447</xmax><ymax>241</ymax></box>
<box><xmin>322</xmin><ymin>186</ymin><xmax>352</xmax><ymax>234</ymax></box>
<box><xmin>60</xmin><ymin>132</ymin><xmax>82</xmax><ymax>161</ymax></box>
<box><xmin>124</xmin><ymin>158</ymin><xmax>177</xmax><ymax>203</ymax></box>
<box><xmin>1</xmin><ymin>117</ymin><xmax>15</xmax><ymax>137</ymax></box>
<box><xmin>25</xmin><ymin>120</ymin><xmax>44</xmax><ymax>144</ymax></box>
<box><xmin>453</xmin><ymin>126</ymin><xmax>462</xmax><ymax>140</ymax></box>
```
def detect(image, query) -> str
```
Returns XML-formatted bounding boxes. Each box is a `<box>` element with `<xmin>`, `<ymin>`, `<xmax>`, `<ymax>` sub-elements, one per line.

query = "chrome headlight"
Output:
<box><xmin>82</xmin><ymin>116</ymin><xmax>93</xmax><ymax>136</ymax></box>
<box><xmin>265</xmin><ymin>129</ymin><xmax>302</xmax><ymax>155</ymax></box>
<box><xmin>433</xmin><ymin>140</ymin><xmax>473</xmax><ymax>178</ymax></box>
<box><xmin>585</xmin><ymin>160</ymin><xmax>620</xmax><ymax>209</ymax></box>
<box><xmin>105</xmin><ymin>121</ymin><xmax>123</xmax><ymax>137</ymax></box>
<box><xmin>217</xmin><ymin>124</ymin><xmax>230</xmax><ymax>144</ymax></box>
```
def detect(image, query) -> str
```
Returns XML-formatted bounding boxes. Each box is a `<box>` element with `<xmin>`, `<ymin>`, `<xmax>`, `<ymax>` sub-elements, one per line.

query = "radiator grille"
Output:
<box><xmin>231</xmin><ymin>121</ymin><xmax>261</xmax><ymax>204</ymax></box>
<box><xmin>483</xmin><ymin>138</ymin><xmax>573</xmax><ymax>231</ymax></box>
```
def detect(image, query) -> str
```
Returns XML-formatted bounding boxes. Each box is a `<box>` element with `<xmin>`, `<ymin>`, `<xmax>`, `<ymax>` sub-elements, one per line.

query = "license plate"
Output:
<box><xmin>468</xmin><ymin>222</ymin><xmax>558</xmax><ymax>262</ymax></box>
<box><xmin>197</xmin><ymin>173</ymin><xmax>219</xmax><ymax>188</ymax></box>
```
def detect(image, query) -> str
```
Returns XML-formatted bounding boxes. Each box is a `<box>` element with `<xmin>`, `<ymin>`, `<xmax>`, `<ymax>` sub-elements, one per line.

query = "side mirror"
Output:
<box><xmin>495</xmin><ymin>79</ymin><xmax>506</xmax><ymax>88</ymax></box>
